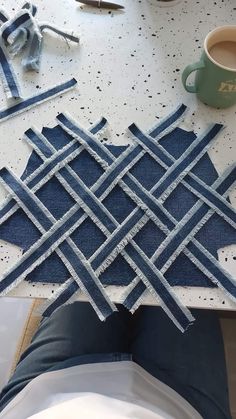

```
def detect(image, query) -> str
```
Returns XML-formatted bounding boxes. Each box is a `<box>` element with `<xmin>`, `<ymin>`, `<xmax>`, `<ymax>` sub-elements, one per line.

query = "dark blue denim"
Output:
<box><xmin>0</xmin><ymin>107</ymin><xmax>235</xmax><ymax>329</ymax></box>
<box><xmin>0</xmin><ymin>302</ymin><xmax>232</xmax><ymax>419</ymax></box>
<box><xmin>0</xmin><ymin>111</ymin><xmax>234</xmax><ymax>289</ymax></box>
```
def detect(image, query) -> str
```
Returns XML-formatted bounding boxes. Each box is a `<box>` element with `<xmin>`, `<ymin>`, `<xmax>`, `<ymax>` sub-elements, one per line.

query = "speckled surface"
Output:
<box><xmin>0</xmin><ymin>0</ymin><xmax>235</xmax><ymax>309</ymax></box>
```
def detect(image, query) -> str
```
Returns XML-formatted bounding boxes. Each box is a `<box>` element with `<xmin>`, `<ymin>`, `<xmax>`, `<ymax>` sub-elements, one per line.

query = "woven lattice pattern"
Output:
<box><xmin>0</xmin><ymin>105</ymin><xmax>235</xmax><ymax>332</ymax></box>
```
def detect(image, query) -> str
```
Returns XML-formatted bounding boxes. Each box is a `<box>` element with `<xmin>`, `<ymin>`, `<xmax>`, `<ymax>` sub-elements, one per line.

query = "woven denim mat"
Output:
<box><xmin>0</xmin><ymin>105</ymin><xmax>235</xmax><ymax>331</ymax></box>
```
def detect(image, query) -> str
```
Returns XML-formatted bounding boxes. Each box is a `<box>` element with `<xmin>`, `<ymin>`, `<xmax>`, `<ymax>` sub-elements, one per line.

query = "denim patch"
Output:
<box><xmin>0</xmin><ymin>105</ymin><xmax>235</xmax><ymax>332</ymax></box>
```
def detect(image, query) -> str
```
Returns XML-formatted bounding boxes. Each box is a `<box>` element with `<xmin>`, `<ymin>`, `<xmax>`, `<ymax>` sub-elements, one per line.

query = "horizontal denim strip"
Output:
<box><xmin>0</xmin><ymin>78</ymin><xmax>77</xmax><ymax>122</ymax></box>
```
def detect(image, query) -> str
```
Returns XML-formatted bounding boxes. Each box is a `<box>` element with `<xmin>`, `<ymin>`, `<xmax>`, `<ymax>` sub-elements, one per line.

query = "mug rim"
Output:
<box><xmin>204</xmin><ymin>25</ymin><xmax>236</xmax><ymax>72</ymax></box>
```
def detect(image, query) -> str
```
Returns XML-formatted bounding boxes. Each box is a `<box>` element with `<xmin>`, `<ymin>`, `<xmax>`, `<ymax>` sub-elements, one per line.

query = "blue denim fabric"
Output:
<box><xmin>0</xmin><ymin>107</ymin><xmax>235</xmax><ymax>329</ymax></box>
<box><xmin>0</xmin><ymin>302</ymin><xmax>232</xmax><ymax>419</ymax></box>
<box><xmin>0</xmin><ymin>3</ymin><xmax>79</xmax><ymax>98</ymax></box>
<box><xmin>0</xmin><ymin>110</ymin><xmax>234</xmax><ymax>289</ymax></box>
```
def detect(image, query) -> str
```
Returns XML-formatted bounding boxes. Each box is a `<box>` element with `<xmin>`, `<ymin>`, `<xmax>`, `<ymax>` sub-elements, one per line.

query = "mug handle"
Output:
<box><xmin>182</xmin><ymin>60</ymin><xmax>205</xmax><ymax>93</ymax></box>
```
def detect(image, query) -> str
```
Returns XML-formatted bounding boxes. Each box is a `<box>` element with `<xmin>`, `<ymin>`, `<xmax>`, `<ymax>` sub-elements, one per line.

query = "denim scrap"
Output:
<box><xmin>0</xmin><ymin>105</ymin><xmax>235</xmax><ymax>331</ymax></box>
<box><xmin>0</xmin><ymin>78</ymin><xmax>77</xmax><ymax>123</ymax></box>
<box><xmin>0</xmin><ymin>2</ymin><xmax>79</xmax><ymax>98</ymax></box>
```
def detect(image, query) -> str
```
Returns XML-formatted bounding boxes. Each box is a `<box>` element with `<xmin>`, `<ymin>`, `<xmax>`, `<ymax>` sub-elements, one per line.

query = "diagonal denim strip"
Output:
<box><xmin>0</xmin><ymin>169</ymin><xmax>116</xmax><ymax>320</ymax></box>
<box><xmin>0</xmin><ymin>10</ymin><xmax>9</xmax><ymax>24</ymax></box>
<box><xmin>148</xmin><ymin>104</ymin><xmax>187</xmax><ymax>138</ymax></box>
<box><xmin>122</xmin><ymin>239</ymin><xmax>194</xmax><ymax>332</ymax></box>
<box><xmin>184</xmin><ymin>174</ymin><xmax>236</xmax><ymax>227</ymax></box>
<box><xmin>43</xmin><ymin>279</ymin><xmax>78</xmax><ymax>318</ymax></box>
<box><xmin>0</xmin><ymin>78</ymin><xmax>77</xmax><ymax>122</ymax></box>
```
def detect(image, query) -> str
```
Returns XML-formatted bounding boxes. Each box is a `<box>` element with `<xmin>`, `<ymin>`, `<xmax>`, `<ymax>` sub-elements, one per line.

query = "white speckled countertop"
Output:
<box><xmin>0</xmin><ymin>0</ymin><xmax>235</xmax><ymax>309</ymax></box>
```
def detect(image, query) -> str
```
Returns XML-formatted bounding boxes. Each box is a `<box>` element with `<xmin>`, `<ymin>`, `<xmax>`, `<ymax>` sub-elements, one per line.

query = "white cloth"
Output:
<box><xmin>0</xmin><ymin>361</ymin><xmax>202</xmax><ymax>419</ymax></box>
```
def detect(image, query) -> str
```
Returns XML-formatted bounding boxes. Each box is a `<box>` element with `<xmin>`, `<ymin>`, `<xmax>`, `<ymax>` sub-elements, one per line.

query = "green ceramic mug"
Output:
<box><xmin>182</xmin><ymin>26</ymin><xmax>236</xmax><ymax>108</ymax></box>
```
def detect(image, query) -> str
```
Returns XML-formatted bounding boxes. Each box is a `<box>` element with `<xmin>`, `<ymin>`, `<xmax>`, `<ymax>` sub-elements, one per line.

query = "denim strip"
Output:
<box><xmin>0</xmin><ymin>10</ymin><xmax>9</xmax><ymax>24</ymax></box>
<box><xmin>23</xmin><ymin>23</ymin><xmax>79</xmax><ymax>72</ymax></box>
<box><xmin>42</xmin><ymin>278</ymin><xmax>79</xmax><ymax>317</ymax></box>
<box><xmin>22</xmin><ymin>2</ymin><xmax>37</xmax><ymax>17</ymax></box>
<box><xmin>0</xmin><ymin>78</ymin><xmax>77</xmax><ymax>122</ymax></box>
<box><xmin>0</xmin><ymin>169</ymin><xmax>116</xmax><ymax>320</ymax></box>
<box><xmin>1</xmin><ymin>11</ymin><xmax>32</xmax><ymax>44</ymax></box>
<box><xmin>148</xmin><ymin>104</ymin><xmax>187</xmax><ymax>138</ymax></box>
<box><xmin>57</xmin><ymin>113</ymin><xmax>116</xmax><ymax>168</ymax></box>
<box><xmin>0</xmin><ymin>43</ymin><xmax>21</xmax><ymax>98</ymax></box>
<box><xmin>129</xmin><ymin>123</ymin><xmax>224</xmax><ymax>201</ymax></box>
<box><xmin>24</xmin><ymin>129</ymin><xmax>193</xmax><ymax>331</ymax></box>
<box><xmin>91</xmin><ymin>209</ymin><xmax>148</xmax><ymax>271</ymax></box>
